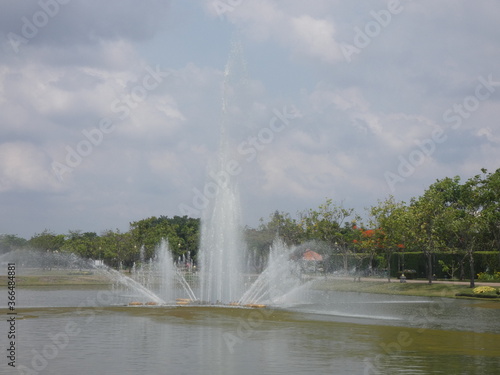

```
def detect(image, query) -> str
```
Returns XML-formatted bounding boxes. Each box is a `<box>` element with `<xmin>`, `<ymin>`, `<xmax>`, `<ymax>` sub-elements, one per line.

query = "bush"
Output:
<box><xmin>472</xmin><ymin>286</ymin><xmax>497</xmax><ymax>294</ymax></box>
<box><xmin>477</xmin><ymin>271</ymin><xmax>500</xmax><ymax>281</ymax></box>
<box><xmin>396</xmin><ymin>269</ymin><xmax>417</xmax><ymax>279</ymax></box>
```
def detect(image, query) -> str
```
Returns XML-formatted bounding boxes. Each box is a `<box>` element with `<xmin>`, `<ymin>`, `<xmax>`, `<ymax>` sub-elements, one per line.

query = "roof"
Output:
<box><xmin>302</xmin><ymin>249</ymin><xmax>323</xmax><ymax>261</ymax></box>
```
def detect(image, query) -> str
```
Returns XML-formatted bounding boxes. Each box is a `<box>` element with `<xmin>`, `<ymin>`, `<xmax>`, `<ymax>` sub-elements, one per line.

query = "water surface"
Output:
<box><xmin>2</xmin><ymin>286</ymin><xmax>499</xmax><ymax>374</ymax></box>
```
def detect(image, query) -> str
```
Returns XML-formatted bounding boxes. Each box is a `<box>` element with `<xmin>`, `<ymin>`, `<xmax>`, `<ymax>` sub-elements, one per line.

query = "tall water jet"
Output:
<box><xmin>198</xmin><ymin>39</ymin><xmax>247</xmax><ymax>304</ymax></box>
<box><xmin>198</xmin><ymin>178</ymin><xmax>245</xmax><ymax>303</ymax></box>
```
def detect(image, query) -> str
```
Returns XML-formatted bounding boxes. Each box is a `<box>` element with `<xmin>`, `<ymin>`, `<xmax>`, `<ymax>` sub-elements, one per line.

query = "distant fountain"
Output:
<box><xmin>127</xmin><ymin>239</ymin><xmax>196</xmax><ymax>303</ymax></box>
<box><xmin>103</xmin><ymin>267</ymin><xmax>165</xmax><ymax>304</ymax></box>
<box><xmin>154</xmin><ymin>239</ymin><xmax>197</xmax><ymax>302</ymax></box>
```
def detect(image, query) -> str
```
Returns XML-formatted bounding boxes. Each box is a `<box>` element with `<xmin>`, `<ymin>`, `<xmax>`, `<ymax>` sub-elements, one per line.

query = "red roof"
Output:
<box><xmin>302</xmin><ymin>250</ymin><xmax>323</xmax><ymax>261</ymax></box>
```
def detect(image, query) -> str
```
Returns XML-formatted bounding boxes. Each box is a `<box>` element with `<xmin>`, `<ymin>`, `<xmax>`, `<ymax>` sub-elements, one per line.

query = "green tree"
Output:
<box><xmin>29</xmin><ymin>230</ymin><xmax>65</xmax><ymax>252</ymax></box>
<box><xmin>407</xmin><ymin>177</ymin><xmax>471</xmax><ymax>284</ymax></box>
<box><xmin>368</xmin><ymin>196</ymin><xmax>407</xmax><ymax>282</ymax></box>
<box><xmin>129</xmin><ymin>216</ymin><xmax>177</xmax><ymax>260</ymax></box>
<box><xmin>301</xmin><ymin>198</ymin><xmax>359</xmax><ymax>272</ymax></box>
<box><xmin>0</xmin><ymin>234</ymin><xmax>27</xmax><ymax>254</ymax></box>
<box><xmin>244</xmin><ymin>211</ymin><xmax>305</xmax><ymax>272</ymax></box>
<box><xmin>477</xmin><ymin>168</ymin><xmax>500</xmax><ymax>252</ymax></box>
<box><xmin>129</xmin><ymin>215</ymin><xmax>200</xmax><ymax>264</ymax></box>
<box><xmin>260</xmin><ymin>210</ymin><xmax>304</xmax><ymax>246</ymax></box>
<box><xmin>99</xmin><ymin>229</ymin><xmax>134</xmax><ymax>269</ymax></box>
<box><xmin>62</xmin><ymin>231</ymin><xmax>99</xmax><ymax>259</ymax></box>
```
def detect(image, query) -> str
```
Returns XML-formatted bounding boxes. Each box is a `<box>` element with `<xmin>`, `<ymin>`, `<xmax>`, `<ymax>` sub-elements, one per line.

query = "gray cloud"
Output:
<box><xmin>1</xmin><ymin>0</ymin><xmax>500</xmax><ymax>237</ymax></box>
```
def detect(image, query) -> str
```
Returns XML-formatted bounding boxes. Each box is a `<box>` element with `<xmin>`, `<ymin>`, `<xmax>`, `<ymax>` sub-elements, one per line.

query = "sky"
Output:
<box><xmin>0</xmin><ymin>0</ymin><xmax>499</xmax><ymax>239</ymax></box>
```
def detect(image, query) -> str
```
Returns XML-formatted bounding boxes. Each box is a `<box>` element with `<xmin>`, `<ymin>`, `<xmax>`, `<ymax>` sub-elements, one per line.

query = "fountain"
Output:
<box><xmin>120</xmin><ymin>39</ymin><xmax>305</xmax><ymax>306</ymax></box>
<box><xmin>116</xmin><ymin>39</ymin><xmax>307</xmax><ymax>306</ymax></box>
<box><xmin>0</xmin><ymin>40</ymin><xmax>308</xmax><ymax>308</ymax></box>
<box><xmin>198</xmin><ymin>179</ymin><xmax>245</xmax><ymax>304</ymax></box>
<box><xmin>238</xmin><ymin>237</ymin><xmax>304</xmax><ymax>306</ymax></box>
<box><xmin>126</xmin><ymin>239</ymin><xmax>196</xmax><ymax>304</ymax></box>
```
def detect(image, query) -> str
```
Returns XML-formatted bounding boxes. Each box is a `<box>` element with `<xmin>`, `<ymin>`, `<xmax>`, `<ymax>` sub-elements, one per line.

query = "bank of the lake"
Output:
<box><xmin>0</xmin><ymin>269</ymin><xmax>111</xmax><ymax>286</ymax></box>
<box><xmin>3</xmin><ymin>269</ymin><xmax>500</xmax><ymax>301</ymax></box>
<box><xmin>314</xmin><ymin>277</ymin><xmax>500</xmax><ymax>300</ymax></box>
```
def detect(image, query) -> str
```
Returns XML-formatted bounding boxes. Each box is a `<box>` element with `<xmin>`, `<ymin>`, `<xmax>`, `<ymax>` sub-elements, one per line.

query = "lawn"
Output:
<box><xmin>313</xmin><ymin>279</ymin><xmax>500</xmax><ymax>300</ymax></box>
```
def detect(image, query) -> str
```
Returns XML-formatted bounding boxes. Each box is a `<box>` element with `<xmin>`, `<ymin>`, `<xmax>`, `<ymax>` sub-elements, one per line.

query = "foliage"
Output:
<box><xmin>0</xmin><ymin>234</ymin><xmax>27</xmax><ymax>254</ymax></box>
<box><xmin>472</xmin><ymin>286</ymin><xmax>497</xmax><ymax>294</ymax></box>
<box><xmin>129</xmin><ymin>215</ymin><xmax>200</xmax><ymax>261</ymax></box>
<box><xmin>300</xmin><ymin>198</ymin><xmax>360</xmax><ymax>271</ymax></box>
<box><xmin>29</xmin><ymin>230</ymin><xmax>65</xmax><ymax>252</ymax></box>
<box><xmin>366</xmin><ymin>196</ymin><xmax>407</xmax><ymax>281</ymax></box>
<box><xmin>477</xmin><ymin>271</ymin><xmax>500</xmax><ymax>281</ymax></box>
<box><xmin>2</xmin><ymin>167</ymin><xmax>500</xmax><ymax>276</ymax></box>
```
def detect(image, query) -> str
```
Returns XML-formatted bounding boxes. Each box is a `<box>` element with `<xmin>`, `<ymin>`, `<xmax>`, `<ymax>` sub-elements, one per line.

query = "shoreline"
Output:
<box><xmin>0</xmin><ymin>272</ymin><xmax>111</xmax><ymax>287</ymax></box>
<box><xmin>312</xmin><ymin>276</ymin><xmax>500</xmax><ymax>300</ymax></box>
<box><xmin>1</xmin><ymin>270</ymin><xmax>499</xmax><ymax>300</ymax></box>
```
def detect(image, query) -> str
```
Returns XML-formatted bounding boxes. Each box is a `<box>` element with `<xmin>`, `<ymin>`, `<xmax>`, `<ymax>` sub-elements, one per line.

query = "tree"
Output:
<box><xmin>301</xmin><ymin>198</ymin><xmax>359</xmax><ymax>272</ymax></box>
<box><xmin>100</xmin><ymin>229</ymin><xmax>134</xmax><ymax>269</ymax></box>
<box><xmin>29</xmin><ymin>230</ymin><xmax>65</xmax><ymax>252</ymax></box>
<box><xmin>351</xmin><ymin>226</ymin><xmax>381</xmax><ymax>278</ymax></box>
<box><xmin>261</xmin><ymin>210</ymin><xmax>304</xmax><ymax>246</ymax></box>
<box><xmin>129</xmin><ymin>216</ymin><xmax>177</xmax><ymax>260</ymax></box>
<box><xmin>454</xmin><ymin>169</ymin><xmax>500</xmax><ymax>287</ymax></box>
<box><xmin>477</xmin><ymin>169</ymin><xmax>500</xmax><ymax>252</ymax></box>
<box><xmin>408</xmin><ymin>178</ymin><xmax>463</xmax><ymax>284</ymax></box>
<box><xmin>62</xmin><ymin>231</ymin><xmax>99</xmax><ymax>259</ymax></box>
<box><xmin>368</xmin><ymin>197</ymin><xmax>407</xmax><ymax>282</ymax></box>
<box><xmin>0</xmin><ymin>234</ymin><xmax>27</xmax><ymax>254</ymax></box>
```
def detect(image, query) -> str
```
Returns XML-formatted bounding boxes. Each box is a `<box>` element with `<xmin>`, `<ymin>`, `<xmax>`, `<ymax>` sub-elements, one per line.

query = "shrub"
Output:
<box><xmin>396</xmin><ymin>269</ymin><xmax>417</xmax><ymax>279</ymax></box>
<box><xmin>472</xmin><ymin>286</ymin><xmax>497</xmax><ymax>294</ymax></box>
<box><xmin>477</xmin><ymin>271</ymin><xmax>500</xmax><ymax>281</ymax></box>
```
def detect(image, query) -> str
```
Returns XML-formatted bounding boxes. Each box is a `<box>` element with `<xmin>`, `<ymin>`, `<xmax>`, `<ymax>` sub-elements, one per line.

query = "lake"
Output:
<box><xmin>2</xmin><ymin>286</ymin><xmax>500</xmax><ymax>374</ymax></box>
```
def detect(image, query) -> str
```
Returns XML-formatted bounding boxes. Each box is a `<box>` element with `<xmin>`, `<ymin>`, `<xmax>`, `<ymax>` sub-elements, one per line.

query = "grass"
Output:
<box><xmin>2</xmin><ymin>269</ymin><xmax>499</xmax><ymax>301</ymax></box>
<box><xmin>313</xmin><ymin>279</ymin><xmax>500</xmax><ymax>300</ymax></box>
<box><xmin>0</xmin><ymin>269</ymin><xmax>111</xmax><ymax>286</ymax></box>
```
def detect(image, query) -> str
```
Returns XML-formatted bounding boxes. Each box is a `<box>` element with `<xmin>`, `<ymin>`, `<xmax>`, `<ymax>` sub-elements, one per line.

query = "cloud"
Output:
<box><xmin>289</xmin><ymin>14</ymin><xmax>343</xmax><ymax>63</ymax></box>
<box><xmin>0</xmin><ymin>1</ymin><xmax>171</xmax><ymax>49</ymax></box>
<box><xmin>0</xmin><ymin>142</ymin><xmax>62</xmax><ymax>192</ymax></box>
<box><xmin>1</xmin><ymin>0</ymin><xmax>500</xmax><ymax>237</ymax></box>
<box><xmin>206</xmin><ymin>0</ymin><xmax>344</xmax><ymax>64</ymax></box>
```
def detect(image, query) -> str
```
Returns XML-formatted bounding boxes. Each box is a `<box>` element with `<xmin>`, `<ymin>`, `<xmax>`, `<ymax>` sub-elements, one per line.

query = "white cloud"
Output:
<box><xmin>208</xmin><ymin>0</ymin><xmax>344</xmax><ymax>64</ymax></box>
<box><xmin>0</xmin><ymin>142</ymin><xmax>61</xmax><ymax>192</ymax></box>
<box><xmin>290</xmin><ymin>14</ymin><xmax>342</xmax><ymax>63</ymax></box>
<box><xmin>1</xmin><ymin>0</ymin><xmax>500</xmax><ymax>236</ymax></box>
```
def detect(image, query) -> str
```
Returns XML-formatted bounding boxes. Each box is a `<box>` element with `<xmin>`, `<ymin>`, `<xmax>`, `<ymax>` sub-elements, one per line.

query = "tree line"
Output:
<box><xmin>2</xmin><ymin>168</ymin><xmax>499</xmax><ymax>286</ymax></box>
<box><xmin>0</xmin><ymin>216</ymin><xmax>200</xmax><ymax>270</ymax></box>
